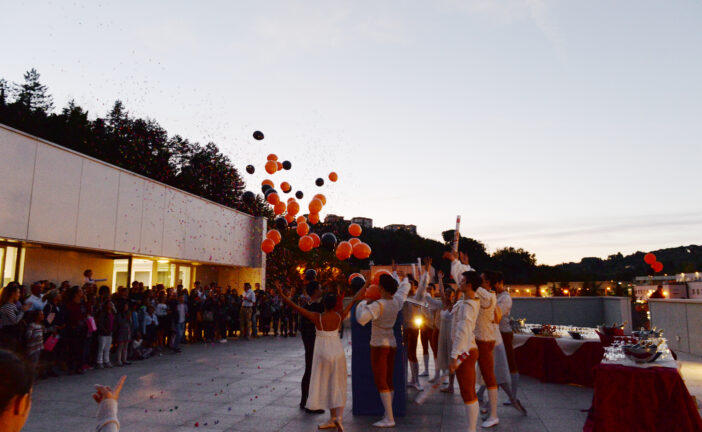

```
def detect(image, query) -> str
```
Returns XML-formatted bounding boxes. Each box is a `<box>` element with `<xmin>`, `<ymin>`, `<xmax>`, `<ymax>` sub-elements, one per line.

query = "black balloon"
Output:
<box><xmin>242</xmin><ymin>191</ymin><xmax>255</xmax><ymax>203</ymax></box>
<box><xmin>282</xmin><ymin>160</ymin><xmax>292</xmax><ymax>170</ymax></box>
<box><xmin>295</xmin><ymin>191</ymin><xmax>304</xmax><ymax>199</ymax></box>
<box><xmin>253</xmin><ymin>130</ymin><xmax>264</xmax><ymax>140</ymax></box>
<box><xmin>265</xmin><ymin>188</ymin><xmax>277</xmax><ymax>197</ymax></box>
<box><xmin>246</xmin><ymin>165</ymin><xmax>255</xmax><ymax>174</ymax></box>
<box><xmin>275</xmin><ymin>217</ymin><xmax>288</xmax><ymax>230</ymax></box>
<box><xmin>304</xmin><ymin>269</ymin><xmax>317</xmax><ymax>281</ymax></box>
<box><xmin>350</xmin><ymin>275</ymin><xmax>366</xmax><ymax>292</ymax></box>
<box><xmin>321</xmin><ymin>232</ymin><xmax>337</xmax><ymax>249</ymax></box>
<box><xmin>262</xmin><ymin>184</ymin><xmax>273</xmax><ymax>194</ymax></box>
<box><xmin>316</xmin><ymin>178</ymin><xmax>324</xmax><ymax>187</ymax></box>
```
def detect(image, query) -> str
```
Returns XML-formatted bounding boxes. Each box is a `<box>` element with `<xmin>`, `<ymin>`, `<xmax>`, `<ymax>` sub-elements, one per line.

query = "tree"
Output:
<box><xmin>14</xmin><ymin>68</ymin><xmax>53</xmax><ymax>112</ymax></box>
<box><xmin>0</xmin><ymin>79</ymin><xmax>9</xmax><ymax>107</ymax></box>
<box><xmin>491</xmin><ymin>247</ymin><xmax>537</xmax><ymax>283</ymax></box>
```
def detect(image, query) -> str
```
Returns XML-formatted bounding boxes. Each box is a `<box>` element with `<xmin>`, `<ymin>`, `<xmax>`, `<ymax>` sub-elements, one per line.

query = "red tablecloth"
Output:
<box><xmin>584</xmin><ymin>363</ymin><xmax>702</xmax><ymax>432</ymax></box>
<box><xmin>515</xmin><ymin>336</ymin><xmax>603</xmax><ymax>387</ymax></box>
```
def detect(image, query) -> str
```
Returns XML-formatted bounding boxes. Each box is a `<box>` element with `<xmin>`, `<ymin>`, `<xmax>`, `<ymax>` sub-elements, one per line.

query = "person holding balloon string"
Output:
<box><xmin>355</xmin><ymin>268</ymin><xmax>411</xmax><ymax>428</ymax></box>
<box><xmin>275</xmin><ymin>282</ymin><xmax>367</xmax><ymax>431</ymax></box>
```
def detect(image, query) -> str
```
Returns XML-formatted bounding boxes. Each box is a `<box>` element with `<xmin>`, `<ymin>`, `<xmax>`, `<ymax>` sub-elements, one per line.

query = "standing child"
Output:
<box><xmin>356</xmin><ymin>270</ymin><xmax>410</xmax><ymax>428</ymax></box>
<box><xmin>277</xmin><ymin>283</ymin><xmax>366</xmax><ymax>431</ymax></box>
<box><xmin>114</xmin><ymin>303</ymin><xmax>132</xmax><ymax>366</ymax></box>
<box><xmin>25</xmin><ymin>310</ymin><xmax>45</xmax><ymax>375</ymax></box>
<box><xmin>96</xmin><ymin>300</ymin><xmax>115</xmax><ymax>368</ymax></box>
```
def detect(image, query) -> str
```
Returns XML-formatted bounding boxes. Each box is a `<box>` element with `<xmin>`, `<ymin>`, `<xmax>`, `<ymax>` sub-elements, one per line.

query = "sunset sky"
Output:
<box><xmin>3</xmin><ymin>0</ymin><xmax>701</xmax><ymax>264</ymax></box>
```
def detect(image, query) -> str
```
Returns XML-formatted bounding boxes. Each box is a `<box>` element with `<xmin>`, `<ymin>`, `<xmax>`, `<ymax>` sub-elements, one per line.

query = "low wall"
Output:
<box><xmin>512</xmin><ymin>297</ymin><xmax>632</xmax><ymax>331</ymax></box>
<box><xmin>649</xmin><ymin>299</ymin><xmax>702</xmax><ymax>356</ymax></box>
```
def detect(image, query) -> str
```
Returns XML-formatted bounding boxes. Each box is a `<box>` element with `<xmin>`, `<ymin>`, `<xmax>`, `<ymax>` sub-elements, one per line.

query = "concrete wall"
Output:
<box><xmin>649</xmin><ymin>299</ymin><xmax>702</xmax><ymax>356</ymax></box>
<box><xmin>22</xmin><ymin>247</ymin><xmax>114</xmax><ymax>288</ymax></box>
<box><xmin>512</xmin><ymin>297</ymin><xmax>632</xmax><ymax>331</ymax></box>
<box><xmin>0</xmin><ymin>124</ymin><xmax>264</xmax><ymax>268</ymax></box>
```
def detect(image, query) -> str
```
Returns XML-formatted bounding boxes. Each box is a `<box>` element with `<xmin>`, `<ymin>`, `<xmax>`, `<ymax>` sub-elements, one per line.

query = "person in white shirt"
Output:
<box><xmin>448</xmin><ymin>251</ymin><xmax>500</xmax><ymax>429</ymax></box>
<box><xmin>240</xmin><ymin>283</ymin><xmax>256</xmax><ymax>340</ymax></box>
<box><xmin>402</xmin><ymin>275</ymin><xmax>423</xmax><ymax>391</ymax></box>
<box><xmin>355</xmin><ymin>271</ymin><xmax>410</xmax><ymax>428</ymax></box>
<box><xmin>83</xmin><ymin>269</ymin><xmax>107</xmax><ymax>284</ymax></box>
<box><xmin>25</xmin><ymin>283</ymin><xmax>45</xmax><ymax>312</ymax></box>
<box><xmin>448</xmin><ymin>268</ymin><xmax>481</xmax><ymax>432</ymax></box>
<box><xmin>495</xmin><ymin>275</ymin><xmax>522</xmax><ymax>404</ymax></box>
<box><xmin>415</xmin><ymin>259</ymin><xmax>444</xmax><ymax>384</ymax></box>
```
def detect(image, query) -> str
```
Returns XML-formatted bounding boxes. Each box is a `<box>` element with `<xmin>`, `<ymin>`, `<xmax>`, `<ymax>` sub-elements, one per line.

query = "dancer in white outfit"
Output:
<box><xmin>277</xmin><ymin>284</ymin><xmax>367</xmax><ymax>431</ymax></box>
<box><xmin>434</xmin><ymin>271</ymin><xmax>457</xmax><ymax>393</ymax></box>
<box><xmin>415</xmin><ymin>259</ymin><xmax>444</xmax><ymax>383</ymax></box>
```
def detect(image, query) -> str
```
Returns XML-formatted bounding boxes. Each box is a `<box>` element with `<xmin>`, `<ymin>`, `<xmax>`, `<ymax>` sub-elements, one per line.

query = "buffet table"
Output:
<box><xmin>583</xmin><ymin>362</ymin><xmax>702</xmax><ymax>432</ymax></box>
<box><xmin>513</xmin><ymin>333</ymin><xmax>604</xmax><ymax>387</ymax></box>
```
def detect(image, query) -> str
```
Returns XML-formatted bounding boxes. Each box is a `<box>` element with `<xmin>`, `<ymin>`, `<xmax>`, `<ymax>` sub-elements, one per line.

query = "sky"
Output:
<box><xmin>3</xmin><ymin>0</ymin><xmax>702</xmax><ymax>265</ymax></box>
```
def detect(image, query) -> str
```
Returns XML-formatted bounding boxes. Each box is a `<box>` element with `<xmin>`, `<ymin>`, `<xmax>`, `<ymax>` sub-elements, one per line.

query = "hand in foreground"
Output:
<box><xmin>93</xmin><ymin>376</ymin><xmax>126</xmax><ymax>404</ymax></box>
<box><xmin>442</xmin><ymin>251</ymin><xmax>457</xmax><ymax>261</ymax></box>
<box><xmin>437</xmin><ymin>270</ymin><xmax>444</xmax><ymax>280</ymax></box>
<box><xmin>459</xmin><ymin>252</ymin><xmax>469</xmax><ymax>265</ymax></box>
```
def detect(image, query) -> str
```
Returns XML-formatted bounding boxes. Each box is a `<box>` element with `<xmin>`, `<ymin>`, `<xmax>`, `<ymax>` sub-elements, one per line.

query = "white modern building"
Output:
<box><xmin>0</xmin><ymin>123</ymin><xmax>266</xmax><ymax>292</ymax></box>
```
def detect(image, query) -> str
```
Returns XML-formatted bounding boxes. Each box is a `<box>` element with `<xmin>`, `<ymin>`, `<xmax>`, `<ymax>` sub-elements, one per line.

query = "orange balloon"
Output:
<box><xmin>348</xmin><ymin>223</ymin><xmax>362</xmax><ymax>237</ymax></box>
<box><xmin>266</xmin><ymin>229</ymin><xmax>281</xmax><ymax>245</ymax></box>
<box><xmin>287</xmin><ymin>200</ymin><xmax>300</xmax><ymax>216</ymax></box>
<box><xmin>262</xmin><ymin>179</ymin><xmax>274</xmax><ymax>188</ymax></box>
<box><xmin>372</xmin><ymin>269</ymin><xmax>392</xmax><ymax>285</ymax></box>
<box><xmin>274</xmin><ymin>201</ymin><xmax>286</xmax><ymax>215</ymax></box>
<box><xmin>309</xmin><ymin>233</ymin><xmax>321</xmax><ymax>248</ymax></box>
<box><xmin>336</xmin><ymin>241</ymin><xmax>353</xmax><ymax>260</ymax></box>
<box><xmin>296</xmin><ymin>222</ymin><xmax>310</xmax><ymax>237</ymax></box>
<box><xmin>299</xmin><ymin>235</ymin><xmax>314</xmax><ymax>252</ymax></box>
<box><xmin>267</xmin><ymin>153</ymin><xmax>278</xmax><ymax>161</ymax></box>
<box><xmin>308</xmin><ymin>213</ymin><xmax>320</xmax><ymax>225</ymax></box>
<box><xmin>296</xmin><ymin>215</ymin><xmax>307</xmax><ymax>224</ymax></box>
<box><xmin>261</xmin><ymin>238</ymin><xmax>275</xmax><ymax>254</ymax></box>
<box><xmin>329</xmin><ymin>172</ymin><xmax>338</xmax><ymax>182</ymax></box>
<box><xmin>365</xmin><ymin>284</ymin><xmax>381</xmax><ymax>301</ymax></box>
<box><xmin>644</xmin><ymin>253</ymin><xmax>656</xmax><ymax>265</ymax></box>
<box><xmin>265</xmin><ymin>160</ymin><xmax>277</xmax><ymax>175</ymax></box>
<box><xmin>313</xmin><ymin>194</ymin><xmax>327</xmax><ymax>206</ymax></box>
<box><xmin>309</xmin><ymin>198</ymin><xmax>323</xmax><ymax>214</ymax></box>
<box><xmin>285</xmin><ymin>213</ymin><xmax>295</xmax><ymax>224</ymax></box>
<box><xmin>349</xmin><ymin>238</ymin><xmax>361</xmax><ymax>247</ymax></box>
<box><xmin>276</xmin><ymin>161</ymin><xmax>283</xmax><ymax>171</ymax></box>
<box><xmin>281</xmin><ymin>182</ymin><xmax>291</xmax><ymax>193</ymax></box>
<box><xmin>353</xmin><ymin>242</ymin><xmax>372</xmax><ymax>259</ymax></box>
<box><xmin>652</xmin><ymin>261</ymin><xmax>664</xmax><ymax>273</ymax></box>
<box><xmin>348</xmin><ymin>272</ymin><xmax>363</xmax><ymax>285</ymax></box>
<box><xmin>266</xmin><ymin>192</ymin><xmax>279</xmax><ymax>205</ymax></box>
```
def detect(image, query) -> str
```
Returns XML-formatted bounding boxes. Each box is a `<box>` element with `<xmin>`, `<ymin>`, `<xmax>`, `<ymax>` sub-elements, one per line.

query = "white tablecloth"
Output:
<box><xmin>513</xmin><ymin>333</ymin><xmax>600</xmax><ymax>356</ymax></box>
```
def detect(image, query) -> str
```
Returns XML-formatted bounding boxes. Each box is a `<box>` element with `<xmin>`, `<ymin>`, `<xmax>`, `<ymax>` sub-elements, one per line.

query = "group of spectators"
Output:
<box><xmin>0</xmin><ymin>269</ymin><xmax>311</xmax><ymax>379</ymax></box>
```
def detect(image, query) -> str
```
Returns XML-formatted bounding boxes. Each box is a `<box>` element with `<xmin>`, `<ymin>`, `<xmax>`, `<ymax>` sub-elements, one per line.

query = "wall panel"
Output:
<box><xmin>76</xmin><ymin>159</ymin><xmax>119</xmax><ymax>250</ymax></box>
<box><xmin>139</xmin><ymin>181</ymin><xmax>165</xmax><ymax>256</ymax></box>
<box><xmin>0</xmin><ymin>127</ymin><xmax>36</xmax><ymax>239</ymax></box>
<box><xmin>114</xmin><ymin>173</ymin><xmax>144</xmax><ymax>252</ymax></box>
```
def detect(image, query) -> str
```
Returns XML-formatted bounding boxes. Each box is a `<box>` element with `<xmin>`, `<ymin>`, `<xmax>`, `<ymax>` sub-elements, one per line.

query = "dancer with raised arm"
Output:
<box><xmin>415</xmin><ymin>258</ymin><xmax>443</xmax><ymax>383</ymax></box>
<box><xmin>435</xmin><ymin>271</ymin><xmax>456</xmax><ymax>393</ymax></box>
<box><xmin>277</xmin><ymin>283</ymin><xmax>367</xmax><ymax>431</ymax></box>
<box><xmin>448</xmin><ymin>251</ymin><xmax>500</xmax><ymax>428</ymax></box>
<box><xmin>356</xmin><ymin>269</ymin><xmax>411</xmax><ymax>428</ymax></box>
<box><xmin>448</xmin><ymin>270</ymin><xmax>482</xmax><ymax>432</ymax></box>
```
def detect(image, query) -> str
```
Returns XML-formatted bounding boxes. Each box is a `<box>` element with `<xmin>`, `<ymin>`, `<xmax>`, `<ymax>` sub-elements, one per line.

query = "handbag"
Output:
<box><xmin>44</xmin><ymin>334</ymin><xmax>59</xmax><ymax>352</ymax></box>
<box><xmin>86</xmin><ymin>315</ymin><xmax>97</xmax><ymax>333</ymax></box>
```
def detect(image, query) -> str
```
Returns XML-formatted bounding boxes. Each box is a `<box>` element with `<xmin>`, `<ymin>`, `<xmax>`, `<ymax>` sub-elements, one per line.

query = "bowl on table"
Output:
<box><xmin>568</xmin><ymin>331</ymin><xmax>582</xmax><ymax>340</ymax></box>
<box><xmin>623</xmin><ymin>344</ymin><xmax>660</xmax><ymax>364</ymax></box>
<box><xmin>531</xmin><ymin>328</ymin><xmax>543</xmax><ymax>336</ymax></box>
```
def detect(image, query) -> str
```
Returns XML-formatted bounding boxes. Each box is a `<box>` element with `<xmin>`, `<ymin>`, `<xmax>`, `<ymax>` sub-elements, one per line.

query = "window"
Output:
<box><xmin>0</xmin><ymin>245</ymin><xmax>23</xmax><ymax>287</ymax></box>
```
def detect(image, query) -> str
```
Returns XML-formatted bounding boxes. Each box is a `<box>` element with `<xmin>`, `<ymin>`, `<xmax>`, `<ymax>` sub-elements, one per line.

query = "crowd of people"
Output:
<box><xmin>0</xmin><ymin>269</ymin><xmax>317</xmax><ymax>378</ymax></box>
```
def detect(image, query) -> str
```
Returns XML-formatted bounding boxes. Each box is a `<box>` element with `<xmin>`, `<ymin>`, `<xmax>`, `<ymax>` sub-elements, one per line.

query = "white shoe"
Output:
<box><xmin>481</xmin><ymin>417</ymin><xmax>499</xmax><ymax>428</ymax></box>
<box><xmin>372</xmin><ymin>417</ymin><xmax>396</xmax><ymax>428</ymax></box>
<box><xmin>219</xmin><ymin>339</ymin><xmax>228</xmax><ymax>344</ymax></box>
<box><xmin>419</xmin><ymin>370</ymin><xmax>429</xmax><ymax>377</ymax></box>
<box><xmin>408</xmin><ymin>381</ymin><xmax>424</xmax><ymax>391</ymax></box>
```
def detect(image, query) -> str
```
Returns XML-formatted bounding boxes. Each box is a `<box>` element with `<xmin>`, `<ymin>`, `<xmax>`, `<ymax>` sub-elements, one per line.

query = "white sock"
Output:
<box><xmin>488</xmin><ymin>388</ymin><xmax>499</xmax><ymax>419</ymax></box>
<box><xmin>380</xmin><ymin>391</ymin><xmax>394</xmax><ymax>422</ymax></box>
<box><xmin>422</xmin><ymin>354</ymin><xmax>430</xmax><ymax>373</ymax></box>
<box><xmin>465</xmin><ymin>401</ymin><xmax>479</xmax><ymax>432</ymax></box>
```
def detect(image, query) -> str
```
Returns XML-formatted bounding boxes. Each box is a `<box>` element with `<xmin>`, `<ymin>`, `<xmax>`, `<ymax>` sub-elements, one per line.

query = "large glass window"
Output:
<box><xmin>179</xmin><ymin>265</ymin><xmax>191</xmax><ymax>290</ymax></box>
<box><xmin>112</xmin><ymin>258</ymin><xmax>155</xmax><ymax>291</ymax></box>
<box><xmin>1</xmin><ymin>246</ymin><xmax>20</xmax><ymax>287</ymax></box>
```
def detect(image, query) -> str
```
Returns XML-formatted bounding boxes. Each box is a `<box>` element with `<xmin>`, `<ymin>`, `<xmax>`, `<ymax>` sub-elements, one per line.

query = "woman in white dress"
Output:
<box><xmin>434</xmin><ymin>271</ymin><xmax>457</xmax><ymax>393</ymax></box>
<box><xmin>277</xmin><ymin>284</ymin><xmax>366</xmax><ymax>431</ymax></box>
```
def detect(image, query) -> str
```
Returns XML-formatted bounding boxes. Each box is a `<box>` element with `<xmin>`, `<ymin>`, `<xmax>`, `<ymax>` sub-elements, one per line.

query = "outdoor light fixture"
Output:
<box><xmin>413</xmin><ymin>315</ymin><xmax>424</xmax><ymax>328</ymax></box>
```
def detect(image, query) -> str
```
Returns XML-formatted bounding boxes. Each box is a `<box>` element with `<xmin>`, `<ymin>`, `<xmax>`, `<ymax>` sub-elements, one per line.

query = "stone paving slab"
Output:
<box><xmin>24</xmin><ymin>334</ymin><xmax>597</xmax><ymax>432</ymax></box>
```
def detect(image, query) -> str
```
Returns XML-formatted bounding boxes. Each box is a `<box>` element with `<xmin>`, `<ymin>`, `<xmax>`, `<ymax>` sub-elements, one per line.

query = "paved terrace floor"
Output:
<box><xmin>23</xmin><ymin>334</ymin><xmax>702</xmax><ymax>432</ymax></box>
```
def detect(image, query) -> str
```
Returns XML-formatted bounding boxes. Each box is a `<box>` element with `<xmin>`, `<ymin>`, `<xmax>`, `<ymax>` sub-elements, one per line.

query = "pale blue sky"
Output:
<box><xmin>3</xmin><ymin>1</ymin><xmax>701</xmax><ymax>264</ymax></box>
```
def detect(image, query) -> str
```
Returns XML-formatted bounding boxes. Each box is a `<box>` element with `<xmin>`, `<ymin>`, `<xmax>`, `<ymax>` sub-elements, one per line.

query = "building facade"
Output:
<box><xmin>0</xmin><ymin>124</ymin><xmax>266</xmax><ymax>292</ymax></box>
<box><xmin>383</xmin><ymin>224</ymin><xmax>417</xmax><ymax>235</ymax></box>
<box><xmin>351</xmin><ymin>217</ymin><xmax>373</xmax><ymax>229</ymax></box>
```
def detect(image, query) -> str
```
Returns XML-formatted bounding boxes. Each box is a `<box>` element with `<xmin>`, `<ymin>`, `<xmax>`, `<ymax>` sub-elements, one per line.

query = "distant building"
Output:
<box><xmin>324</xmin><ymin>214</ymin><xmax>345</xmax><ymax>224</ymax></box>
<box><xmin>384</xmin><ymin>224</ymin><xmax>417</xmax><ymax>235</ymax></box>
<box><xmin>351</xmin><ymin>217</ymin><xmax>373</xmax><ymax>229</ymax></box>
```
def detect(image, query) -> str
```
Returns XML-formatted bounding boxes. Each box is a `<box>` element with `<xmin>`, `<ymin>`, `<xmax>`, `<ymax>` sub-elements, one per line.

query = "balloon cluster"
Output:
<box><xmin>246</xmin><ymin>131</ymin><xmax>370</xmax><ymax>260</ymax></box>
<box><xmin>643</xmin><ymin>253</ymin><xmax>664</xmax><ymax>273</ymax></box>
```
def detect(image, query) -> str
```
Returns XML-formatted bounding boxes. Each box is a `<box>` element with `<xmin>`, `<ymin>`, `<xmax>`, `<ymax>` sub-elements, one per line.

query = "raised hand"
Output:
<box><xmin>93</xmin><ymin>375</ymin><xmax>126</xmax><ymax>404</ymax></box>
